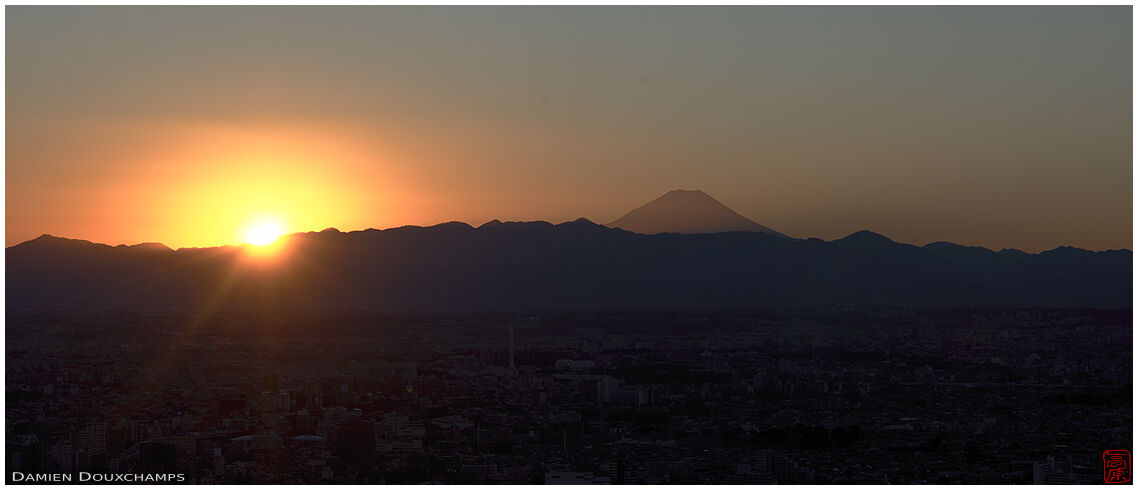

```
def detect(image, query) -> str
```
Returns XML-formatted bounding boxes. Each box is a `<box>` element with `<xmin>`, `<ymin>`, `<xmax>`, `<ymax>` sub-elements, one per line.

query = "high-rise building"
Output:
<box><xmin>336</xmin><ymin>420</ymin><xmax>376</xmax><ymax>468</ymax></box>
<box><xmin>509</xmin><ymin>324</ymin><xmax>516</xmax><ymax>371</ymax></box>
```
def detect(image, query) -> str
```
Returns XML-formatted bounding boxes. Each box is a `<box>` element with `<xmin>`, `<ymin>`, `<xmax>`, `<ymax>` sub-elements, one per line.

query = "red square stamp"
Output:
<box><xmin>1104</xmin><ymin>450</ymin><xmax>1131</xmax><ymax>483</ymax></box>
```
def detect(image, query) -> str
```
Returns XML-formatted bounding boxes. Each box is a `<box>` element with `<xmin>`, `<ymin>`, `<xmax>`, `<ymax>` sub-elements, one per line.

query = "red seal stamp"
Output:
<box><xmin>1104</xmin><ymin>450</ymin><xmax>1131</xmax><ymax>483</ymax></box>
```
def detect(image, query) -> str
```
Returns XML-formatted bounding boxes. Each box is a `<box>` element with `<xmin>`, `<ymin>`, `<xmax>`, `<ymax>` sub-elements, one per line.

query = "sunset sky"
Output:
<box><xmin>6</xmin><ymin>6</ymin><xmax>1132</xmax><ymax>252</ymax></box>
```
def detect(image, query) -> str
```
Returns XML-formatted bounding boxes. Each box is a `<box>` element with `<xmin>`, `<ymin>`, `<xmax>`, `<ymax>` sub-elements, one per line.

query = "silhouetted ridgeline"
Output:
<box><xmin>6</xmin><ymin>220</ymin><xmax>1132</xmax><ymax>312</ymax></box>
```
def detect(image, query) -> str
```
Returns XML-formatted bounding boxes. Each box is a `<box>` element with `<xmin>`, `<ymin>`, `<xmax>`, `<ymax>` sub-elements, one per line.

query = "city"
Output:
<box><xmin>6</xmin><ymin>307</ymin><xmax>1130</xmax><ymax>484</ymax></box>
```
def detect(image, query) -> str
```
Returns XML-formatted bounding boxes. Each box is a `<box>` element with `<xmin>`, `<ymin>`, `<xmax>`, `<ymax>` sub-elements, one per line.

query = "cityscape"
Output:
<box><xmin>7</xmin><ymin>307</ymin><xmax>1130</xmax><ymax>484</ymax></box>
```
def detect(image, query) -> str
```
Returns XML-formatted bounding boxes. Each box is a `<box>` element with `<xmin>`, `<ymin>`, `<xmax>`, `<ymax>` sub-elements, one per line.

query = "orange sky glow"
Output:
<box><xmin>6</xmin><ymin>7</ymin><xmax>1131</xmax><ymax>252</ymax></box>
<box><xmin>9</xmin><ymin>121</ymin><xmax>424</xmax><ymax>248</ymax></box>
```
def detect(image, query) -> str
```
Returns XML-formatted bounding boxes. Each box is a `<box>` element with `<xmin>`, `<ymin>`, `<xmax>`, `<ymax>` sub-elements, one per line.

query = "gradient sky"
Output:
<box><xmin>6</xmin><ymin>6</ymin><xmax>1132</xmax><ymax>252</ymax></box>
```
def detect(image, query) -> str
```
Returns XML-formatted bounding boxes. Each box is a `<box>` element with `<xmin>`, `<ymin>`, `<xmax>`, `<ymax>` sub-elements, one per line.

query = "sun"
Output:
<box><xmin>243</xmin><ymin>220</ymin><xmax>284</xmax><ymax>246</ymax></box>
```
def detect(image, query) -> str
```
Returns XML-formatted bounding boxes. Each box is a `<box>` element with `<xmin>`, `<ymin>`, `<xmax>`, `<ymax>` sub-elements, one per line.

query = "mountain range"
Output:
<box><xmin>7</xmin><ymin>192</ymin><xmax>1131</xmax><ymax>311</ymax></box>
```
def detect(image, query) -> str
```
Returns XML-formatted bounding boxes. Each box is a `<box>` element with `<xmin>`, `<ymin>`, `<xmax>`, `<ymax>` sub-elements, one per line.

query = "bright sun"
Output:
<box><xmin>244</xmin><ymin>221</ymin><xmax>284</xmax><ymax>246</ymax></box>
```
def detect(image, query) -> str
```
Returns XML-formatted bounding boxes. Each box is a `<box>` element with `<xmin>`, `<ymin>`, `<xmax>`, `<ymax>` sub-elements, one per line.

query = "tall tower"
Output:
<box><xmin>508</xmin><ymin>324</ymin><xmax>516</xmax><ymax>370</ymax></box>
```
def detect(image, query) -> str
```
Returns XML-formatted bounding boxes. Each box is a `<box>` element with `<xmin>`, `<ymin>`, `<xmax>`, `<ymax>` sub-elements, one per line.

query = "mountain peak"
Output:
<box><xmin>663</xmin><ymin>189</ymin><xmax>709</xmax><ymax>197</ymax></box>
<box><xmin>831</xmin><ymin>230</ymin><xmax>901</xmax><ymax>251</ymax></box>
<box><xmin>561</xmin><ymin>217</ymin><xmax>599</xmax><ymax>226</ymax></box>
<box><xmin>13</xmin><ymin>234</ymin><xmax>100</xmax><ymax>250</ymax></box>
<box><xmin>607</xmin><ymin>190</ymin><xmax>787</xmax><ymax>237</ymax></box>
<box><xmin>126</xmin><ymin>242</ymin><xmax>173</xmax><ymax>252</ymax></box>
<box><xmin>479</xmin><ymin>219</ymin><xmax>505</xmax><ymax>228</ymax></box>
<box><xmin>31</xmin><ymin>233</ymin><xmax>73</xmax><ymax>243</ymax></box>
<box><xmin>840</xmin><ymin>230</ymin><xmax>894</xmax><ymax>243</ymax></box>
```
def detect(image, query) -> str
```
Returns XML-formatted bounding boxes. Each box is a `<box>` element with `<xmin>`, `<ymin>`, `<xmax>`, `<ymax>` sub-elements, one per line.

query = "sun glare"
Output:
<box><xmin>244</xmin><ymin>220</ymin><xmax>284</xmax><ymax>246</ymax></box>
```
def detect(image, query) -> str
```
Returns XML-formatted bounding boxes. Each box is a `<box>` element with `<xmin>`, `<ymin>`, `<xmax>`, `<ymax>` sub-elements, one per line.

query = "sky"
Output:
<box><xmin>6</xmin><ymin>6</ymin><xmax>1132</xmax><ymax>252</ymax></box>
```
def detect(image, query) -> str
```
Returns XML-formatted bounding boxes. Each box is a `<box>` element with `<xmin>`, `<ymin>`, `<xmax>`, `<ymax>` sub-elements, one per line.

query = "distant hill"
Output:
<box><xmin>6</xmin><ymin>223</ymin><xmax>1130</xmax><ymax>312</ymax></box>
<box><xmin>608</xmin><ymin>189</ymin><xmax>787</xmax><ymax>237</ymax></box>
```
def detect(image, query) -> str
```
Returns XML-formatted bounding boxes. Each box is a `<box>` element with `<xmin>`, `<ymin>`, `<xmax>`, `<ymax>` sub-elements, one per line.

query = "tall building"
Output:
<box><xmin>1033</xmin><ymin>455</ymin><xmax>1096</xmax><ymax>485</ymax></box>
<box><xmin>509</xmin><ymin>324</ymin><xmax>516</xmax><ymax>371</ymax></box>
<box><xmin>336</xmin><ymin>420</ymin><xmax>376</xmax><ymax>468</ymax></box>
